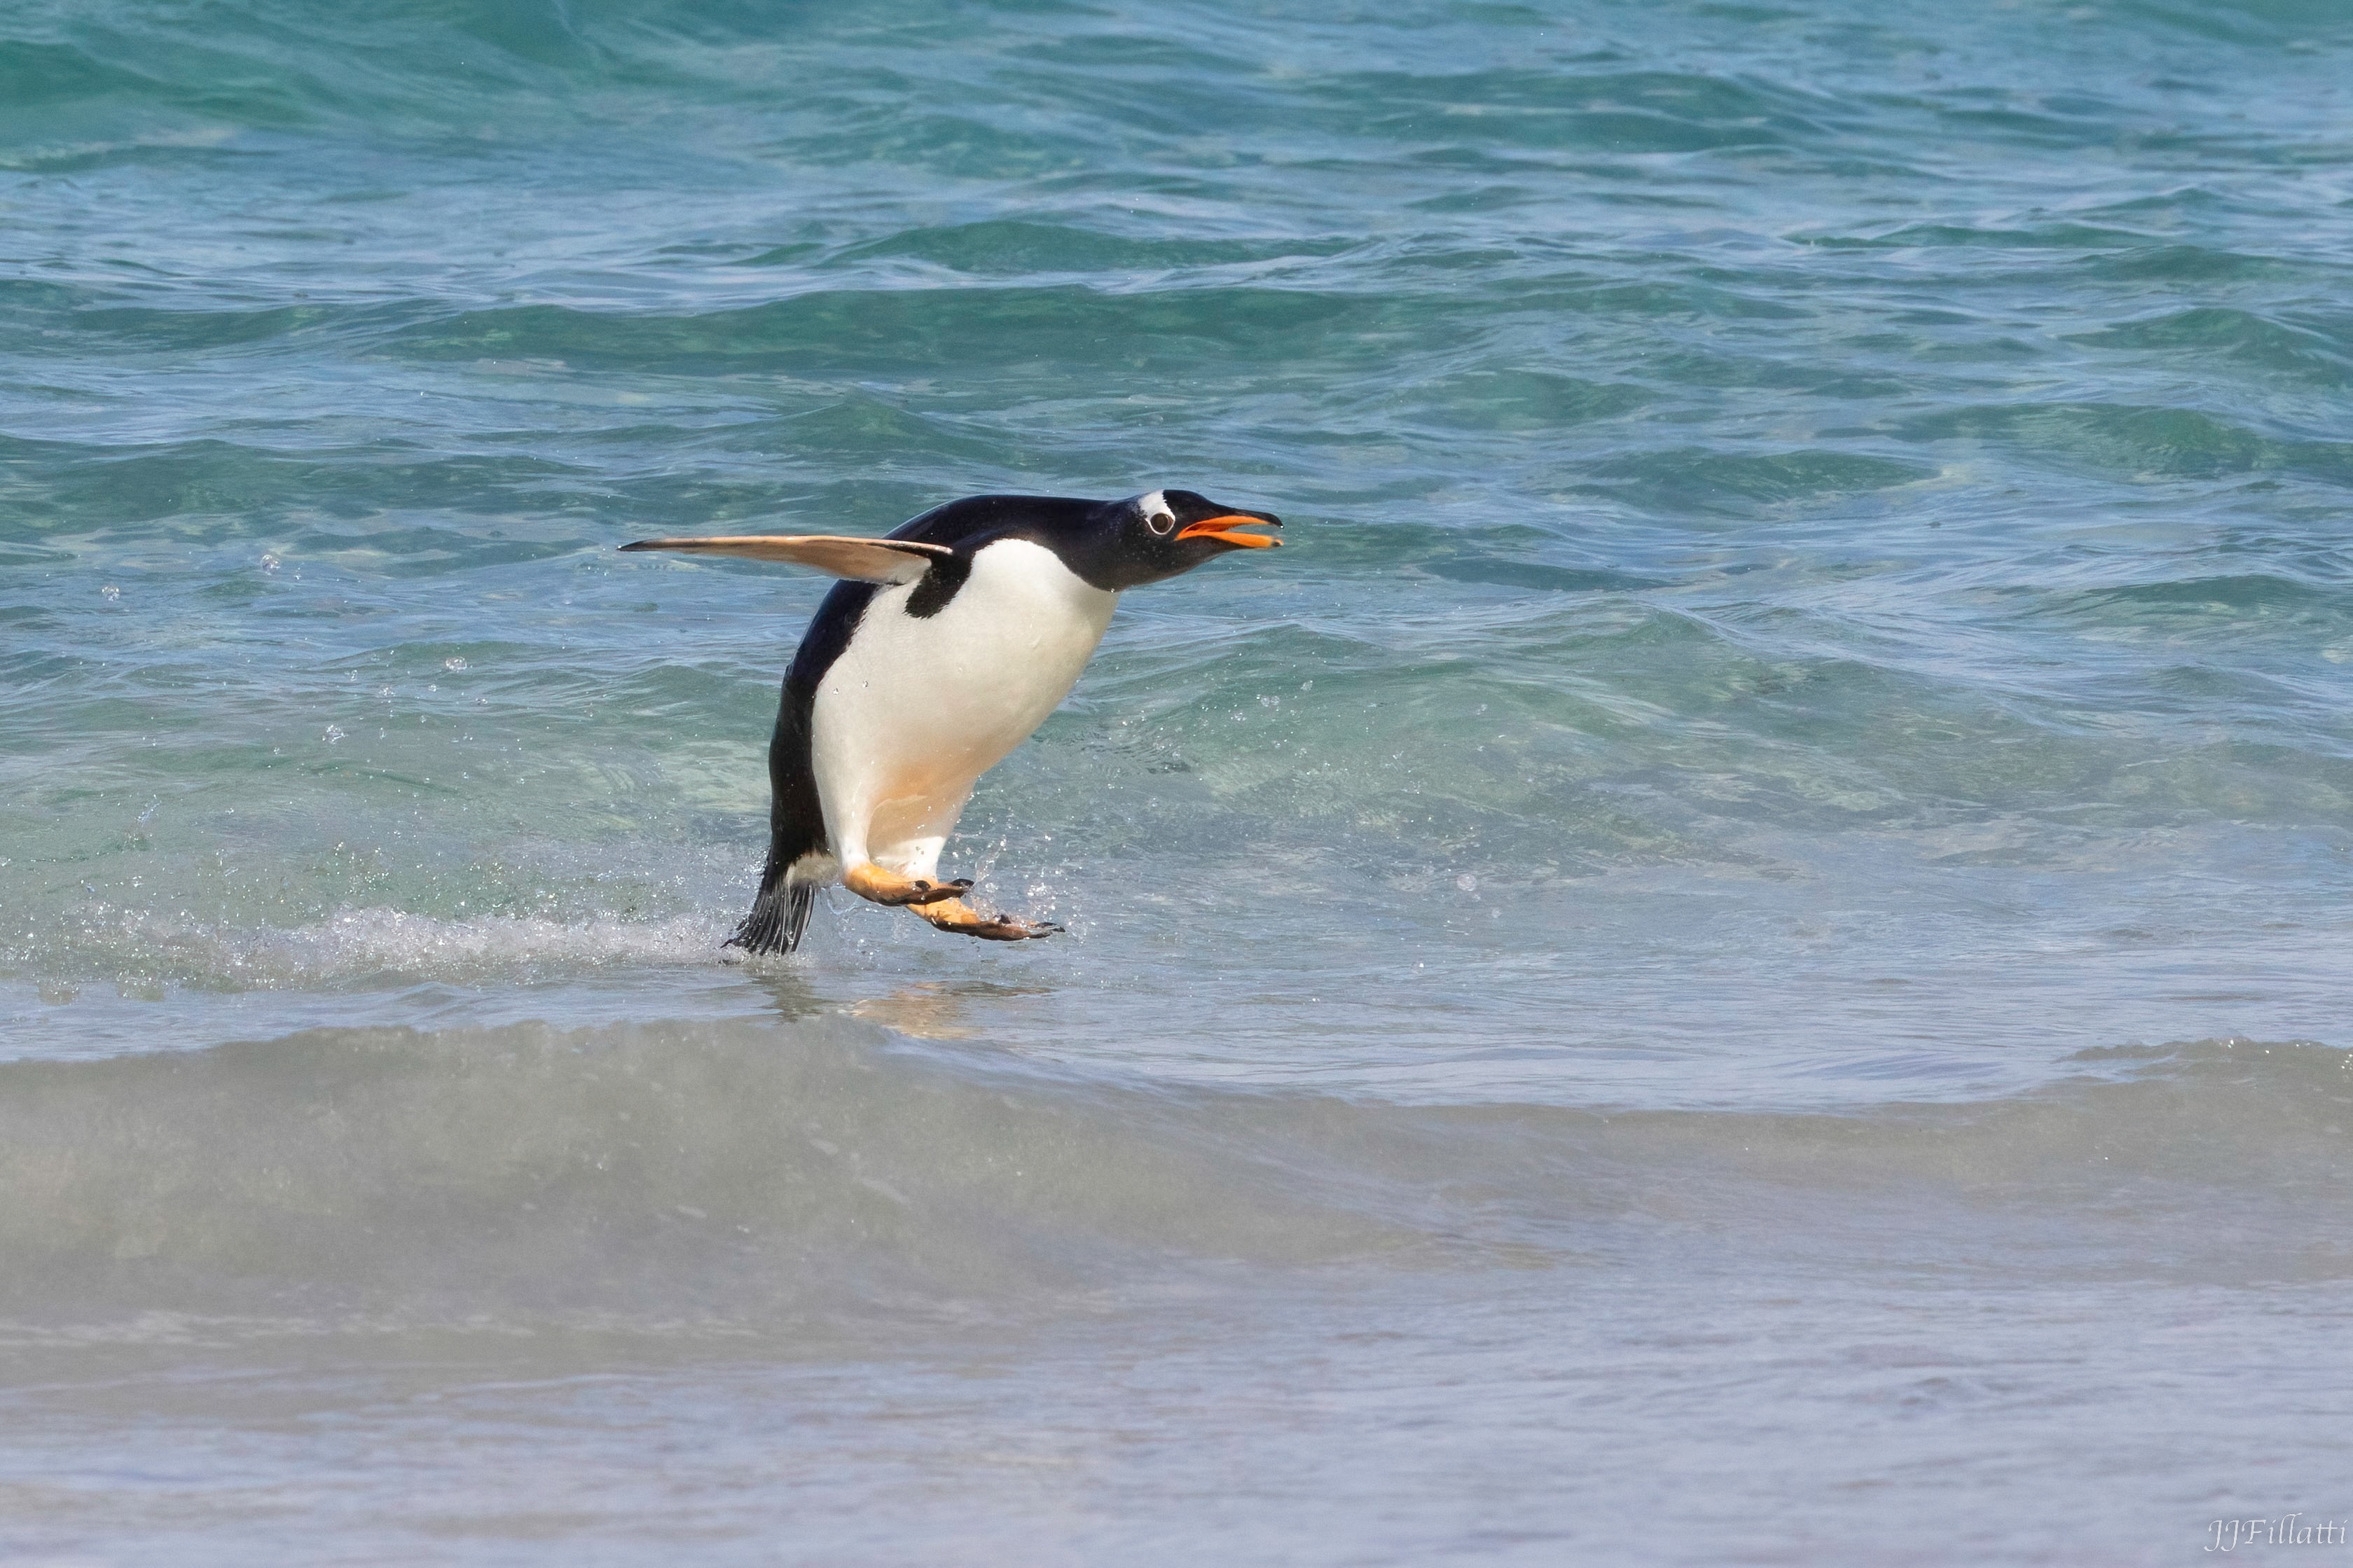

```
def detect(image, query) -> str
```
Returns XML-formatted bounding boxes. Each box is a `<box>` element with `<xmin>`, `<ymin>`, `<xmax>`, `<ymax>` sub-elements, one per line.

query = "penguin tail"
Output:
<box><xmin>725</xmin><ymin>863</ymin><xmax>820</xmax><ymax>956</ymax></box>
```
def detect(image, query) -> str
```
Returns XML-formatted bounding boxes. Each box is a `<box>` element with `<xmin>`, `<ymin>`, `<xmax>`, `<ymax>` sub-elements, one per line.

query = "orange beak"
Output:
<box><xmin>1175</xmin><ymin>513</ymin><xmax>1282</xmax><ymax>548</ymax></box>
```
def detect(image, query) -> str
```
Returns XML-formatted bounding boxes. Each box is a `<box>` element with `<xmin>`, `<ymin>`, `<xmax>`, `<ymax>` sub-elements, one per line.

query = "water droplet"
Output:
<box><xmin>324</xmin><ymin>725</ymin><xmax>346</xmax><ymax>744</ymax></box>
<box><xmin>444</xmin><ymin>656</ymin><xmax>467</xmax><ymax>672</ymax></box>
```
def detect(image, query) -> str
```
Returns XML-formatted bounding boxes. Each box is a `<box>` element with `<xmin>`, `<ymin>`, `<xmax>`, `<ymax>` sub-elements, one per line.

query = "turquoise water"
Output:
<box><xmin>4</xmin><ymin>0</ymin><xmax>2351</xmax><ymax>1561</ymax></box>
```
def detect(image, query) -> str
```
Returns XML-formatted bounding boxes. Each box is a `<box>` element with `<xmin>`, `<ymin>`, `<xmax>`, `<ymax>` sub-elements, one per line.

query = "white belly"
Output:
<box><xmin>810</xmin><ymin>539</ymin><xmax>1116</xmax><ymax>875</ymax></box>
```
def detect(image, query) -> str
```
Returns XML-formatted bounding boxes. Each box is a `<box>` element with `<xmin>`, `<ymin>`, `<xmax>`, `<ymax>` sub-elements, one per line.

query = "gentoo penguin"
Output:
<box><xmin>621</xmin><ymin>489</ymin><xmax>1282</xmax><ymax>952</ymax></box>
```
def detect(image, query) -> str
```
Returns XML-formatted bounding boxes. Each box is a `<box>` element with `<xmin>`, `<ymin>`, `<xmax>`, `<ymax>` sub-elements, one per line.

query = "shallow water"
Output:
<box><xmin>4</xmin><ymin>0</ymin><xmax>2351</xmax><ymax>1561</ymax></box>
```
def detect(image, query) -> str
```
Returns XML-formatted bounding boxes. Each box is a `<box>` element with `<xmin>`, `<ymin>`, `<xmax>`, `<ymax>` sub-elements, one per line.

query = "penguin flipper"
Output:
<box><xmin>619</xmin><ymin>535</ymin><xmax>954</xmax><ymax>585</ymax></box>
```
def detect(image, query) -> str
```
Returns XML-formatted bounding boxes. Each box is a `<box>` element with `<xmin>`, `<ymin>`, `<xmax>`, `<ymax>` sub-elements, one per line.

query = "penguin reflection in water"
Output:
<box><xmin>622</xmin><ymin>490</ymin><xmax>1282</xmax><ymax>952</ymax></box>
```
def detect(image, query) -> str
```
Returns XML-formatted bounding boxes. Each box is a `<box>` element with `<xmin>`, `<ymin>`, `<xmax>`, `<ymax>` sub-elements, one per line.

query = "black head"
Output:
<box><xmin>1072</xmin><ymin>488</ymin><xmax>1283</xmax><ymax>590</ymax></box>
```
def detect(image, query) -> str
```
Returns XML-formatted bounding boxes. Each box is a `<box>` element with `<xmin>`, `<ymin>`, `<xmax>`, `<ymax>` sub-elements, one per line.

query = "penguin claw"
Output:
<box><xmin>971</xmin><ymin>916</ymin><xmax>1059</xmax><ymax>942</ymax></box>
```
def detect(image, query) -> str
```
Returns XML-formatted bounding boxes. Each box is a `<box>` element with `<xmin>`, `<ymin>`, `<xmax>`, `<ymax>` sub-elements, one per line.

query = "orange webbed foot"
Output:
<box><xmin>842</xmin><ymin>861</ymin><xmax>972</xmax><ymax>908</ymax></box>
<box><xmin>912</xmin><ymin>897</ymin><xmax>1061</xmax><ymax>942</ymax></box>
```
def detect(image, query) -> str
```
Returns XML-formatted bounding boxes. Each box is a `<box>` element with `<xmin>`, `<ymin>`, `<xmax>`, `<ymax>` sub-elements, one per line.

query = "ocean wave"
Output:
<box><xmin>385</xmin><ymin>287</ymin><xmax>1389</xmax><ymax>377</ymax></box>
<box><xmin>1887</xmin><ymin>402</ymin><xmax>2353</xmax><ymax>483</ymax></box>
<box><xmin>2066</xmin><ymin>305</ymin><xmax>2353</xmax><ymax>386</ymax></box>
<box><xmin>0</xmin><ymin>1022</ymin><xmax>2342</xmax><ymax>1343</ymax></box>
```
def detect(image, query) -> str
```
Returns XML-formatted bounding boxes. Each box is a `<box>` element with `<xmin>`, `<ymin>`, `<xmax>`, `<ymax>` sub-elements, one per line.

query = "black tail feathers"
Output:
<box><xmin>726</xmin><ymin>867</ymin><xmax>818</xmax><ymax>955</ymax></box>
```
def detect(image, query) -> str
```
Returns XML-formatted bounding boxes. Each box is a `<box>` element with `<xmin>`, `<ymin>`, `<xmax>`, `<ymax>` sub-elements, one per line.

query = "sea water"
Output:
<box><xmin>2</xmin><ymin>0</ymin><xmax>2349</xmax><ymax>1561</ymax></box>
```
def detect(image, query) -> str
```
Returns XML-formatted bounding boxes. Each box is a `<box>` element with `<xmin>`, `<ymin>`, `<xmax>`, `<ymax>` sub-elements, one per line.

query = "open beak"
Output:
<box><xmin>1175</xmin><ymin>512</ymin><xmax>1283</xmax><ymax>549</ymax></box>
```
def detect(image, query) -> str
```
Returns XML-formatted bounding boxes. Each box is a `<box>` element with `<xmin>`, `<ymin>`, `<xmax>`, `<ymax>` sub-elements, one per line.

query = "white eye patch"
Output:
<box><xmin>1137</xmin><ymin>488</ymin><xmax>1176</xmax><ymax>535</ymax></box>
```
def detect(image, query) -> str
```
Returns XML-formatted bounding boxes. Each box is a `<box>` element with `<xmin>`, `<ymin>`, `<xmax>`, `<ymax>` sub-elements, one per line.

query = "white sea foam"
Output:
<box><xmin>252</xmin><ymin>907</ymin><xmax>727</xmax><ymax>978</ymax></box>
<box><xmin>13</xmin><ymin>908</ymin><xmax>730</xmax><ymax>991</ymax></box>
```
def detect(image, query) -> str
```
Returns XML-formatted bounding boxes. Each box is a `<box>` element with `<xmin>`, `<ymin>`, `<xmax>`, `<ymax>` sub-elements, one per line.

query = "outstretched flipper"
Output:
<box><xmin>620</xmin><ymin>534</ymin><xmax>954</xmax><ymax>585</ymax></box>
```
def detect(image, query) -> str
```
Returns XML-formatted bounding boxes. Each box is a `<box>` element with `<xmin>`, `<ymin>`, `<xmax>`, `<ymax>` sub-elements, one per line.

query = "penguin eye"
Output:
<box><xmin>1146</xmin><ymin>508</ymin><xmax>1177</xmax><ymax>536</ymax></box>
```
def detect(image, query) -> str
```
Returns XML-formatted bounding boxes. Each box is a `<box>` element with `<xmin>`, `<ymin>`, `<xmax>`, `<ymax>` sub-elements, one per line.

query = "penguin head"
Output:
<box><xmin>1095</xmin><ymin>488</ymin><xmax>1283</xmax><ymax>588</ymax></box>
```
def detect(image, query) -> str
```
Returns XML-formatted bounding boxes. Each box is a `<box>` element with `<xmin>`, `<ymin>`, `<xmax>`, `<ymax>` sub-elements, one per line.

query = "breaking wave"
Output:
<box><xmin>1</xmin><ymin>1022</ymin><xmax>2343</xmax><ymax>1347</ymax></box>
